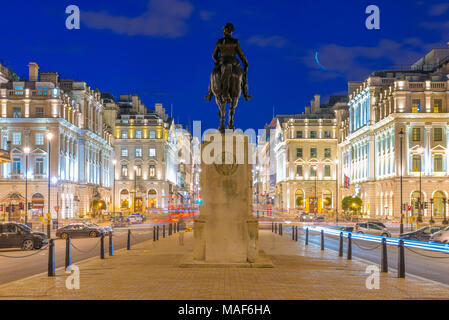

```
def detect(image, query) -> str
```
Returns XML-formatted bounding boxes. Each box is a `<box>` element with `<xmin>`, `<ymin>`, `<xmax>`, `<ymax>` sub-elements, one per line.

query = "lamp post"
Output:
<box><xmin>24</xmin><ymin>147</ymin><xmax>30</xmax><ymax>225</ymax></box>
<box><xmin>112</xmin><ymin>160</ymin><xmax>116</xmax><ymax>220</ymax></box>
<box><xmin>417</xmin><ymin>147</ymin><xmax>424</xmax><ymax>223</ymax></box>
<box><xmin>430</xmin><ymin>198</ymin><xmax>434</xmax><ymax>224</ymax></box>
<box><xmin>133</xmin><ymin>165</ymin><xmax>137</xmax><ymax>213</ymax></box>
<box><xmin>335</xmin><ymin>160</ymin><xmax>339</xmax><ymax>225</ymax></box>
<box><xmin>313</xmin><ymin>165</ymin><xmax>318</xmax><ymax>215</ymax></box>
<box><xmin>46</xmin><ymin>132</ymin><xmax>53</xmax><ymax>238</ymax></box>
<box><xmin>443</xmin><ymin>198</ymin><xmax>448</xmax><ymax>225</ymax></box>
<box><xmin>399</xmin><ymin>129</ymin><xmax>404</xmax><ymax>234</ymax></box>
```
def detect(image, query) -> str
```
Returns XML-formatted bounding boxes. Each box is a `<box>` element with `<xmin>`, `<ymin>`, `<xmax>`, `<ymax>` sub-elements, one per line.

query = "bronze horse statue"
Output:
<box><xmin>205</xmin><ymin>23</ymin><xmax>252</xmax><ymax>132</ymax></box>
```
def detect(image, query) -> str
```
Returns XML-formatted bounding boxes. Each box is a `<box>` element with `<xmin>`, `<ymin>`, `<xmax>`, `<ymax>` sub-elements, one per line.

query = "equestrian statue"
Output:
<box><xmin>205</xmin><ymin>23</ymin><xmax>252</xmax><ymax>132</ymax></box>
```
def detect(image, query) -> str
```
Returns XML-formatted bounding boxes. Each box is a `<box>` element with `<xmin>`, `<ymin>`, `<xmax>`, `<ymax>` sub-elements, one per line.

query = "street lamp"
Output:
<box><xmin>399</xmin><ymin>128</ymin><xmax>404</xmax><ymax>234</ymax></box>
<box><xmin>46</xmin><ymin>132</ymin><xmax>53</xmax><ymax>238</ymax></box>
<box><xmin>312</xmin><ymin>165</ymin><xmax>318</xmax><ymax>215</ymax></box>
<box><xmin>112</xmin><ymin>159</ymin><xmax>116</xmax><ymax>220</ymax></box>
<box><xmin>24</xmin><ymin>147</ymin><xmax>30</xmax><ymax>225</ymax></box>
<box><xmin>335</xmin><ymin>160</ymin><xmax>339</xmax><ymax>225</ymax></box>
<box><xmin>443</xmin><ymin>198</ymin><xmax>448</xmax><ymax>225</ymax></box>
<box><xmin>417</xmin><ymin>147</ymin><xmax>424</xmax><ymax>223</ymax></box>
<box><xmin>133</xmin><ymin>165</ymin><xmax>137</xmax><ymax>213</ymax></box>
<box><xmin>430</xmin><ymin>198</ymin><xmax>434</xmax><ymax>224</ymax></box>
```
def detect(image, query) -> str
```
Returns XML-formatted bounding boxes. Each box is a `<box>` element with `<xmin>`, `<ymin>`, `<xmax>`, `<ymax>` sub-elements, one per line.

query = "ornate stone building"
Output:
<box><xmin>0</xmin><ymin>62</ymin><xmax>113</xmax><ymax>220</ymax></box>
<box><xmin>340</xmin><ymin>48</ymin><xmax>449</xmax><ymax>220</ymax></box>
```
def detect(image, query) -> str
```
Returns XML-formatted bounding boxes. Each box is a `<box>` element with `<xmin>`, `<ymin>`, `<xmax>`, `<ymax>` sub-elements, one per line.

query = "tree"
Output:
<box><xmin>342</xmin><ymin>196</ymin><xmax>362</xmax><ymax>212</ymax></box>
<box><xmin>295</xmin><ymin>196</ymin><xmax>304</xmax><ymax>208</ymax></box>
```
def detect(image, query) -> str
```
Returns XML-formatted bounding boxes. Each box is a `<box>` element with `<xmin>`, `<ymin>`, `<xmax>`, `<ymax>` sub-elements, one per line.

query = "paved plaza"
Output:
<box><xmin>0</xmin><ymin>229</ymin><xmax>448</xmax><ymax>300</ymax></box>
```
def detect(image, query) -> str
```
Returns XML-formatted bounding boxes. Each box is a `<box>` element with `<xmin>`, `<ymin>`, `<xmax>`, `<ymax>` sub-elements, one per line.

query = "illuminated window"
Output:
<box><xmin>412</xmin><ymin>155</ymin><xmax>421</xmax><ymax>172</ymax></box>
<box><xmin>136</xmin><ymin>130</ymin><xmax>142</xmax><ymax>139</ymax></box>
<box><xmin>310</xmin><ymin>148</ymin><xmax>317</xmax><ymax>158</ymax></box>
<box><xmin>135</xmin><ymin>148</ymin><xmax>142</xmax><ymax>157</ymax></box>
<box><xmin>12</xmin><ymin>133</ymin><xmax>21</xmax><ymax>145</ymax></box>
<box><xmin>296</xmin><ymin>148</ymin><xmax>302</xmax><ymax>158</ymax></box>
<box><xmin>434</xmin><ymin>155</ymin><xmax>443</xmax><ymax>172</ymax></box>
<box><xmin>35</xmin><ymin>133</ymin><xmax>44</xmax><ymax>145</ymax></box>
<box><xmin>13</xmin><ymin>107</ymin><xmax>22</xmax><ymax>118</ymax></box>
<box><xmin>434</xmin><ymin>128</ymin><xmax>443</xmax><ymax>141</ymax></box>
<box><xmin>296</xmin><ymin>131</ymin><xmax>303</xmax><ymax>139</ymax></box>
<box><xmin>149</xmin><ymin>165</ymin><xmax>156</xmax><ymax>177</ymax></box>
<box><xmin>149</xmin><ymin>147</ymin><xmax>156</xmax><ymax>157</ymax></box>
<box><xmin>12</xmin><ymin>158</ymin><xmax>21</xmax><ymax>174</ymax></box>
<box><xmin>35</xmin><ymin>107</ymin><xmax>44</xmax><ymax>117</ymax></box>
<box><xmin>149</xmin><ymin>130</ymin><xmax>156</xmax><ymax>139</ymax></box>
<box><xmin>323</xmin><ymin>131</ymin><xmax>331</xmax><ymax>138</ymax></box>
<box><xmin>121</xmin><ymin>130</ymin><xmax>128</xmax><ymax>139</ymax></box>
<box><xmin>135</xmin><ymin>165</ymin><xmax>142</xmax><ymax>177</ymax></box>
<box><xmin>296</xmin><ymin>165</ymin><xmax>303</xmax><ymax>176</ymax></box>
<box><xmin>324</xmin><ymin>165</ymin><xmax>331</xmax><ymax>177</ymax></box>
<box><xmin>324</xmin><ymin>148</ymin><xmax>331</xmax><ymax>158</ymax></box>
<box><xmin>310</xmin><ymin>131</ymin><xmax>317</xmax><ymax>139</ymax></box>
<box><xmin>310</xmin><ymin>166</ymin><xmax>317</xmax><ymax>177</ymax></box>
<box><xmin>35</xmin><ymin>158</ymin><xmax>44</xmax><ymax>175</ymax></box>
<box><xmin>121</xmin><ymin>148</ymin><xmax>128</xmax><ymax>157</ymax></box>
<box><xmin>121</xmin><ymin>165</ymin><xmax>128</xmax><ymax>177</ymax></box>
<box><xmin>412</xmin><ymin>128</ymin><xmax>420</xmax><ymax>141</ymax></box>
<box><xmin>434</xmin><ymin>99</ymin><xmax>442</xmax><ymax>113</ymax></box>
<box><xmin>412</xmin><ymin>99</ymin><xmax>421</xmax><ymax>113</ymax></box>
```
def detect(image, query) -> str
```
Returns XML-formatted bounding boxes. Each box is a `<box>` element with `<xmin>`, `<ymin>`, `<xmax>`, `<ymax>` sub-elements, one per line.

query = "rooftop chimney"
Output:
<box><xmin>28</xmin><ymin>62</ymin><xmax>39</xmax><ymax>82</ymax></box>
<box><xmin>312</xmin><ymin>94</ymin><xmax>320</xmax><ymax>114</ymax></box>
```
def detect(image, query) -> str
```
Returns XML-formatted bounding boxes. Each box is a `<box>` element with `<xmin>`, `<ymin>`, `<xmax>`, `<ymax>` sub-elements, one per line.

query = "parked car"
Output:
<box><xmin>0</xmin><ymin>222</ymin><xmax>48</xmax><ymax>250</ymax></box>
<box><xmin>430</xmin><ymin>226</ymin><xmax>449</xmax><ymax>243</ymax></box>
<box><xmin>56</xmin><ymin>223</ymin><xmax>105</xmax><ymax>239</ymax></box>
<box><xmin>368</xmin><ymin>221</ymin><xmax>387</xmax><ymax>229</ymax></box>
<box><xmin>400</xmin><ymin>226</ymin><xmax>444</xmax><ymax>241</ymax></box>
<box><xmin>82</xmin><ymin>222</ymin><xmax>113</xmax><ymax>235</ymax></box>
<box><xmin>354</xmin><ymin>222</ymin><xmax>391</xmax><ymax>237</ymax></box>
<box><xmin>313</xmin><ymin>215</ymin><xmax>327</xmax><ymax>223</ymax></box>
<box><xmin>128</xmin><ymin>214</ymin><xmax>143</xmax><ymax>224</ymax></box>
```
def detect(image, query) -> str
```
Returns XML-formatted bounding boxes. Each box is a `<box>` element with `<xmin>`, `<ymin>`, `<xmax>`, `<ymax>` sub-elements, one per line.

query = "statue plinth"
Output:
<box><xmin>180</xmin><ymin>131</ymin><xmax>272</xmax><ymax>268</ymax></box>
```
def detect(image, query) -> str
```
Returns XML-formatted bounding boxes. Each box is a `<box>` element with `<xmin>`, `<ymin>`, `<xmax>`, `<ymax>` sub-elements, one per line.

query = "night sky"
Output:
<box><xmin>0</xmin><ymin>0</ymin><xmax>448</xmax><ymax>132</ymax></box>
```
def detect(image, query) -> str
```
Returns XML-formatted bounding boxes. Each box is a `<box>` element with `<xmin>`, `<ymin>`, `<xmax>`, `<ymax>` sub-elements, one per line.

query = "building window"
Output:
<box><xmin>323</xmin><ymin>131</ymin><xmax>330</xmax><ymax>139</ymax></box>
<box><xmin>412</xmin><ymin>155</ymin><xmax>421</xmax><ymax>172</ymax></box>
<box><xmin>121</xmin><ymin>165</ymin><xmax>128</xmax><ymax>177</ymax></box>
<box><xmin>412</xmin><ymin>128</ymin><xmax>421</xmax><ymax>141</ymax></box>
<box><xmin>136</xmin><ymin>130</ymin><xmax>142</xmax><ymax>139</ymax></box>
<box><xmin>13</xmin><ymin>107</ymin><xmax>22</xmax><ymax>118</ymax></box>
<box><xmin>149</xmin><ymin>130</ymin><xmax>156</xmax><ymax>139</ymax></box>
<box><xmin>324</xmin><ymin>165</ymin><xmax>331</xmax><ymax>177</ymax></box>
<box><xmin>35</xmin><ymin>133</ymin><xmax>44</xmax><ymax>145</ymax></box>
<box><xmin>12</xmin><ymin>133</ymin><xmax>21</xmax><ymax>145</ymax></box>
<box><xmin>434</xmin><ymin>99</ymin><xmax>442</xmax><ymax>113</ymax></box>
<box><xmin>310</xmin><ymin>166</ymin><xmax>317</xmax><ymax>177</ymax></box>
<box><xmin>149</xmin><ymin>165</ymin><xmax>156</xmax><ymax>177</ymax></box>
<box><xmin>434</xmin><ymin>155</ymin><xmax>443</xmax><ymax>172</ymax></box>
<box><xmin>121</xmin><ymin>148</ymin><xmax>128</xmax><ymax>157</ymax></box>
<box><xmin>35</xmin><ymin>107</ymin><xmax>44</xmax><ymax>117</ymax></box>
<box><xmin>296</xmin><ymin>165</ymin><xmax>303</xmax><ymax>176</ymax></box>
<box><xmin>324</xmin><ymin>148</ymin><xmax>331</xmax><ymax>159</ymax></box>
<box><xmin>296</xmin><ymin>148</ymin><xmax>303</xmax><ymax>158</ymax></box>
<box><xmin>296</xmin><ymin>131</ymin><xmax>303</xmax><ymax>139</ymax></box>
<box><xmin>12</xmin><ymin>158</ymin><xmax>21</xmax><ymax>174</ymax></box>
<box><xmin>149</xmin><ymin>147</ymin><xmax>156</xmax><ymax>158</ymax></box>
<box><xmin>14</xmin><ymin>85</ymin><xmax>23</xmax><ymax>95</ymax></box>
<box><xmin>135</xmin><ymin>148</ymin><xmax>142</xmax><ymax>157</ymax></box>
<box><xmin>310</xmin><ymin>131</ymin><xmax>317</xmax><ymax>139</ymax></box>
<box><xmin>412</xmin><ymin>99</ymin><xmax>421</xmax><ymax>113</ymax></box>
<box><xmin>121</xmin><ymin>130</ymin><xmax>128</xmax><ymax>139</ymax></box>
<box><xmin>310</xmin><ymin>148</ymin><xmax>317</xmax><ymax>158</ymax></box>
<box><xmin>135</xmin><ymin>165</ymin><xmax>142</xmax><ymax>177</ymax></box>
<box><xmin>434</xmin><ymin>128</ymin><xmax>443</xmax><ymax>141</ymax></box>
<box><xmin>35</xmin><ymin>158</ymin><xmax>44</xmax><ymax>175</ymax></box>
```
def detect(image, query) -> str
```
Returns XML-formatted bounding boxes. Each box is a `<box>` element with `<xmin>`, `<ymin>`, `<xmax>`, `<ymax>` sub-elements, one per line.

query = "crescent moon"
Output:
<box><xmin>314</xmin><ymin>51</ymin><xmax>327</xmax><ymax>71</ymax></box>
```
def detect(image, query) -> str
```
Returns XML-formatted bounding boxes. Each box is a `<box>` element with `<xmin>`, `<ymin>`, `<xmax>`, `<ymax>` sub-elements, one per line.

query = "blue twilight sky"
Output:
<box><xmin>0</xmin><ymin>0</ymin><xmax>448</xmax><ymax>132</ymax></box>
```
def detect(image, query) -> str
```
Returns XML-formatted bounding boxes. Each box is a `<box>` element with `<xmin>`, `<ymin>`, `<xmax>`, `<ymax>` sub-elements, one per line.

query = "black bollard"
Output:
<box><xmin>48</xmin><ymin>239</ymin><xmax>55</xmax><ymax>276</ymax></box>
<box><xmin>397</xmin><ymin>240</ymin><xmax>405</xmax><ymax>278</ymax></box>
<box><xmin>153</xmin><ymin>226</ymin><xmax>156</xmax><ymax>242</ymax></box>
<box><xmin>320</xmin><ymin>229</ymin><xmax>324</xmax><ymax>251</ymax></box>
<box><xmin>292</xmin><ymin>226</ymin><xmax>295</xmax><ymax>240</ymax></box>
<box><xmin>174</xmin><ymin>223</ymin><xmax>177</xmax><ymax>234</ymax></box>
<box><xmin>305</xmin><ymin>227</ymin><xmax>309</xmax><ymax>245</ymax></box>
<box><xmin>163</xmin><ymin>225</ymin><xmax>166</xmax><ymax>238</ymax></box>
<box><xmin>338</xmin><ymin>232</ymin><xmax>343</xmax><ymax>257</ymax></box>
<box><xmin>157</xmin><ymin>225</ymin><xmax>160</xmax><ymax>241</ymax></box>
<box><xmin>280</xmin><ymin>223</ymin><xmax>283</xmax><ymax>236</ymax></box>
<box><xmin>127</xmin><ymin>229</ymin><xmax>131</xmax><ymax>250</ymax></box>
<box><xmin>275</xmin><ymin>223</ymin><xmax>278</xmax><ymax>234</ymax></box>
<box><xmin>295</xmin><ymin>226</ymin><xmax>299</xmax><ymax>241</ymax></box>
<box><xmin>109</xmin><ymin>232</ymin><xmax>114</xmax><ymax>257</ymax></box>
<box><xmin>169</xmin><ymin>223</ymin><xmax>172</xmax><ymax>236</ymax></box>
<box><xmin>100</xmin><ymin>234</ymin><xmax>105</xmax><ymax>259</ymax></box>
<box><xmin>177</xmin><ymin>222</ymin><xmax>179</xmax><ymax>232</ymax></box>
<box><xmin>347</xmin><ymin>233</ymin><xmax>352</xmax><ymax>260</ymax></box>
<box><xmin>381</xmin><ymin>238</ymin><xmax>388</xmax><ymax>272</ymax></box>
<box><xmin>272</xmin><ymin>222</ymin><xmax>274</xmax><ymax>233</ymax></box>
<box><xmin>65</xmin><ymin>236</ymin><xmax>72</xmax><ymax>271</ymax></box>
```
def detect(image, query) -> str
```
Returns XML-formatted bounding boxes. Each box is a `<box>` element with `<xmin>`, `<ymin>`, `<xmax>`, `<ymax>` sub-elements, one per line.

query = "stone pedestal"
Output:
<box><xmin>180</xmin><ymin>131</ymin><xmax>272</xmax><ymax>268</ymax></box>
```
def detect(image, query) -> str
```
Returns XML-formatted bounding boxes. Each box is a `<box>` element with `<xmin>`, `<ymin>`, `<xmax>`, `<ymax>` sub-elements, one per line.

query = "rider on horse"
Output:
<box><xmin>205</xmin><ymin>23</ymin><xmax>252</xmax><ymax>102</ymax></box>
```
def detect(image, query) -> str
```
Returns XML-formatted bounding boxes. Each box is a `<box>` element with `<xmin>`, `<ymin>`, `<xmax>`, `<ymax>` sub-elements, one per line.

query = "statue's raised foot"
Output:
<box><xmin>205</xmin><ymin>92</ymin><xmax>213</xmax><ymax>101</ymax></box>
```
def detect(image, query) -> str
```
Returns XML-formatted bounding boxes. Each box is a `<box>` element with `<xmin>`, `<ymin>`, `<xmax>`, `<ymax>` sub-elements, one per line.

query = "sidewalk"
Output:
<box><xmin>0</xmin><ymin>229</ymin><xmax>449</xmax><ymax>299</ymax></box>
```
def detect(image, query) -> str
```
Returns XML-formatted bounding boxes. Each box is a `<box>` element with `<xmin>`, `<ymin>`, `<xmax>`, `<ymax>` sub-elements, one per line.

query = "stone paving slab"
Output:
<box><xmin>0</xmin><ymin>230</ymin><xmax>448</xmax><ymax>299</ymax></box>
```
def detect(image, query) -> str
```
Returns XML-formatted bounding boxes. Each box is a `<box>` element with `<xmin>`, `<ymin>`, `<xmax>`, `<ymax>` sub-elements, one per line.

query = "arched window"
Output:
<box><xmin>433</xmin><ymin>191</ymin><xmax>446</xmax><ymax>216</ymax></box>
<box><xmin>148</xmin><ymin>189</ymin><xmax>157</xmax><ymax>208</ymax></box>
<box><xmin>295</xmin><ymin>189</ymin><xmax>304</xmax><ymax>208</ymax></box>
<box><xmin>120</xmin><ymin>189</ymin><xmax>129</xmax><ymax>209</ymax></box>
<box><xmin>322</xmin><ymin>190</ymin><xmax>332</xmax><ymax>209</ymax></box>
<box><xmin>411</xmin><ymin>191</ymin><xmax>423</xmax><ymax>216</ymax></box>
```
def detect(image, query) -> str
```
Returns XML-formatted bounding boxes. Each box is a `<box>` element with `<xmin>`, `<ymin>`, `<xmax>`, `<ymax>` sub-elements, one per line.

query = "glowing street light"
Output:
<box><xmin>24</xmin><ymin>147</ymin><xmax>30</xmax><ymax>224</ymax></box>
<box><xmin>46</xmin><ymin>132</ymin><xmax>53</xmax><ymax>238</ymax></box>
